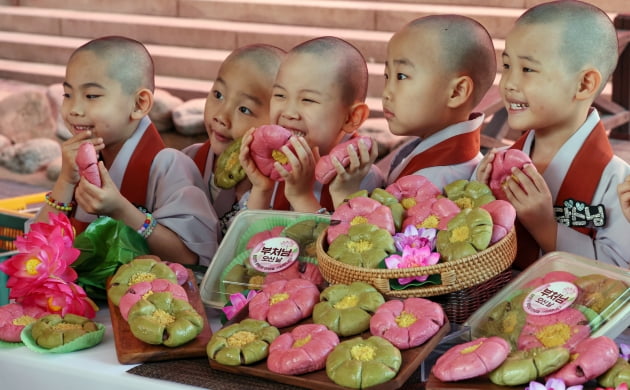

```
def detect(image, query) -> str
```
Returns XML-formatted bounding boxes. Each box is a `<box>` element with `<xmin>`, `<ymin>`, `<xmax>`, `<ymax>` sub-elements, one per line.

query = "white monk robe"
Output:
<box><xmin>71</xmin><ymin>117</ymin><xmax>219</xmax><ymax>266</ymax></box>
<box><xmin>387</xmin><ymin>113</ymin><xmax>485</xmax><ymax>189</ymax></box>
<box><xmin>511</xmin><ymin>110</ymin><xmax>630</xmax><ymax>269</ymax></box>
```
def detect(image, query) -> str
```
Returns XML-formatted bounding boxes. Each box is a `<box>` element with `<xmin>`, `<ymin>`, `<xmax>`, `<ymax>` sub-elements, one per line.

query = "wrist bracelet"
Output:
<box><xmin>137</xmin><ymin>211</ymin><xmax>157</xmax><ymax>239</ymax></box>
<box><xmin>45</xmin><ymin>192</ymin><xmax>75</xmax><ymax>212</ymax></box>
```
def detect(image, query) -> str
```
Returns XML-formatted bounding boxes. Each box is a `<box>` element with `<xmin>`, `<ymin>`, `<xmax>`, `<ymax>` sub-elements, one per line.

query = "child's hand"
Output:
<box><xmin>617</xmin><ymin>174</ymin><xmax>630</xmax><ymax>223</ymax></box>
<box><xmin>476</xmin><ymin>149</ymin><xmax>496</xmax><ymax>184</ymax></box>
<box><xmin>278</xmin><ymin>136</ymin><xmax>320</xmax><ymax>212</ymax></box>
<box><xmin>238</xmin><ymin>127</ymin><xmax>275</xmax><ymax>209</ymax></box>
<box><xmin>74</xmin><ymin>161</ymin><xmax>128</xmax><ymax>217</ymax></box>
<box><xmin>503</xmin><ymin>164</ymin><xmax>557</xmax><ymax>251</ymax></box>
<box><xmin>59</xmin><ymin>131</ymin><xmax>104</xmax><ymax>186</ymax></box>
<box><xmin>329</xmin><ymin>138</ymin><xmax>378</xmax><ymax>207</ymax></box>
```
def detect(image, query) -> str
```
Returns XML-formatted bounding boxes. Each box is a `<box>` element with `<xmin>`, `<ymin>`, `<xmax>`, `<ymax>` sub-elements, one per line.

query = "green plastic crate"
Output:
<box><xmin>0</xmin><ymin>211</ymin><xmax>30</xmax><ymax>305</ymax></box>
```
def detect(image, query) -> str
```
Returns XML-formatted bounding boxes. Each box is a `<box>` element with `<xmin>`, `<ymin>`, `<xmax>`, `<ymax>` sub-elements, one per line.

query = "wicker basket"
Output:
<box><xmin>316</xmin><ymin>226</ymin><xmax>517</xmax><ymax>300</ymax></box>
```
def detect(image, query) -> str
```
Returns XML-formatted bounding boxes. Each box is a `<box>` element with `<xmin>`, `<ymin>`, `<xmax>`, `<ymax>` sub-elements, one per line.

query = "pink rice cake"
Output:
<box><xmin>489</xmin><ymin>149</ymin><xmax>532</xmax><ymax>201</ymax></box>
<box><xmin>370</xmin><ymin>297</ymin><xmax>445</xmax><ymax>350</ymax></box>
<box><xmin>517</xmin><ymin>307</ymin><xmax>590</xmax><ymax>351</ymax></box>
<box><xmin>263</xmin><ymin>261</ymin><xmax>324</xmax><ymax>288</ymax></box>
<box><xmin>315</xmin><ymin>136</ymin><xmax>372</xmax><ymax>184</ymax></box>
<box><xmin>249</xmin><ymin>125</ymin><xmax>295</xmax><ymax>181</ymax></box>
<box><xmin>246</xmin><ymin>226</ymin><xmax>285</xmax><ymax>250</ymax></box>
<box><xmin>432</xmin><ymin>336</ymin><xmax>510</xmax><ymax>382</ymax></box>
<box><xmin>267</xmin><ymin>323</ymin><xmax>339</xmax><ymax>375</ymax></box>
<box><xmin>0</xmin><ymin>303</ymin><xmax>47</xmax><ymax>342</ymax></box>
<box><xmin>76</xmin><ymin>142</ymin><xmax>101</xmax><ymax>187</ymax></box>
<box><xmin>118</xmin><ymin>279</ymin><xmax>188</xmax><ymax>321</ymax></box>
<box><xmin>248</xmin><ymin>279</ymin><xmax>320</xmax><ymax>328</ymax></box>
<box><xmin>548</xmin><ymin>336</ymin><xmax>619</xmax><ymax>386</ymax></box>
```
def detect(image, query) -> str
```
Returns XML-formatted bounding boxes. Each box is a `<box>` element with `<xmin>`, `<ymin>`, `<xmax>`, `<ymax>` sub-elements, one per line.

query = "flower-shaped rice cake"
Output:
<box><xmin>249</xmin><ymin>125</ymin><xmax>295</xmax><ymax>181</ymax></box>
<box><xmin>402</xmin><ymin>197</ymin><xmax>460</xmax><ymax>231</ymax></box>
<box><xmin>489</xmin><ymin>346</ymin><xmax>570</xmax><ymax>386</ymax></box>
<box><xmin>107</xmin><ymin>257</ymin><xmax>178</xmax><ymax>306</ymax></box>
<box><xmin>490</xmin><ymin>149</ymin><xmax>532</xmax><ymax>201</ymax></box>
<box><xmin>214</xmin><ymin>137</ymin><xmax>246</xmax><ymax>189</ymax></box>
<box><xmin>30</xmin><ymin>313</ymin><xmax>101</xmax><ymax>349</ymax></box>
<box><xmin>517</xmin><ymin>307</ymin><xmax>590</xmax><ymax>351</ymax></box>
<box><xmin>118</xmin><ymin>278</ymin><xmax>188</xmax><ymax>321</ymax></box>
<box><xmin>267</xmin><ymin>323</ymin><xmax>340</xmax><ymax>375</ymax></box>
<box><xmin>385</xmin><ymin>175</ymin><xmax>441</xmax><ymax>210</ymax></box>
<box><xmin>327</xmin><ymin>223</ymin><xmax>396</xmax><ymax>268</ymax></box>
<box><xmin>0</xmin><ymin>303</ymin><xmax>46</xmax><ymax>343</ymax></box>
<box><xmin>476</xmin><ymin>291</ymin><xmax>528</xmax><ymax>350</ymax></box>
<box><xmin>328</xmin><ymin>196</ymin><xmax>395</xmax><ymax>244</ymax></box>
<box><xmin>246</xmin><ymin>226</ymin><xmax>285</xmax><ymax>250</ymax></box>
<box><xmin>76</xmin><ymin>142</ymin><xmax>101</xmax><ymax>187</ymax></box>
<box><xmin>127</xmin><ymin>291</ymin><xmax>204</xmax><ymax>347</ymax></box>
<box><xmin>370</xmin><ymin>298</ymin><xmax>445</xmax><ymax>350</ymax></box>
<box><xmin>480</xmin><ymin>199</ymin><xmax>516</xmax><ymax>244</ymax></box>
<box><xmin>548</xmin><ymin>336</ymin><xmax>619</xmax><ymax>386</ymax></box>
<box><xmin>524</xmin><ymin>271</ymin><xmax>577</xmax><ymax>289</ymax></box>
<box><xmin>573</xmin><ymin>274</ymin><xmax>628</xmax><ymax>314</ymax></box>
<box><xmin>598</xmin><ymin>358</ymin><xmax>630</xmax><ymax>389</ymax></box>
<box><xmin>436</xmin><ymin>207</ymin><xmax>493</xmax><ymax>261</ymax></box>
<box><xmin>263</xmin><ymin>261</ymin><xmax>324</xmax><ymax>287</ymax></box>
<box><xmin>207</xmin><ymin>318</ymin><xmax>279</xmax><ymax>366</ymax></box>
<box><xmin>313</xmin><ymin>282</ymin><xmax>385</xmax><ymax>337</ymax></box>
<box><xmin>326</xmin><ymin>336</ymin><xmax>402</xmax><ymax>389</ymax></box>
<box><xmin>432</xmin><ymin>336</ymin><xmax>510</xmax><ymax>382</ymax></box>
<box><xmin>315</xmin><ymin>136</ymin><xmax>372</xmax><ymax>184</ymax></box>
<box><xmin>444</xmin><ymin>179</ymin><xmax>495</xmax><ymax>209</ymax></box>
<box><xmin>370</xmin><ymin>188</ymin><xmax>405</xmax><ymax>231</ymax></box>
<box><xmin>248</xmin><ymin>279</ymin><xmax>320</xmax><ymax>328</ymax></box>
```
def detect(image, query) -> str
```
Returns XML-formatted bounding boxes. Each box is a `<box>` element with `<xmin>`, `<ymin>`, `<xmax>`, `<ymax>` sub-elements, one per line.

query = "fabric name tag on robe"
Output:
<box><xmin>554</xmin><ymin>198</ymin><xmax>606</xmax><ymax>228</ymax></box>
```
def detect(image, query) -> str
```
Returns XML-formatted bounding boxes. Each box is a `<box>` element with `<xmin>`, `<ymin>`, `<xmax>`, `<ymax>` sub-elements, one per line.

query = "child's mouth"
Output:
<box><xmin>73</xmin><ymin>125</ymin><xmax>94</xmax><ymax>132</ymax></box>
<box><xmin>509</xmin><ymin>102</ymin><xmax>529</xmax><ymax>110</ymax></box>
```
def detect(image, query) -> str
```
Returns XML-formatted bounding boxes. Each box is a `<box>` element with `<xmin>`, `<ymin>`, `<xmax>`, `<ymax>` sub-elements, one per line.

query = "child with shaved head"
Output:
<box><xmin>183</xmin><ymin>44</ymin><xmax>285</xmax><ymax>236</ymax></box>
<box><xmin>240</xmin><ymin>36</ymin><xmax>384</xmax><ymax>212</ymax></box>
<box><xmin>476</xmin><ymin>0</ymin><xmax>630</xmax><ymax>269</ymax></box>
<box><xmin>35</xmin><ymin>36</ymin><xmax>219</xmax><ymax>266</ymax></box>
<box><xmin>383</xmin><ymin>14</ymin><xmax>496</xmax><ymax>189</ymax></box>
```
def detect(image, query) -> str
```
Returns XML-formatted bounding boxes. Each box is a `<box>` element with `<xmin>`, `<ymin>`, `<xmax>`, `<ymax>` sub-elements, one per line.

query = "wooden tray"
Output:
<box><xmin>107</xmin><ymin>269</ymin><xmax>212</xmax><ymax>364</ymax></box>
<box><xmin>210</xmin><ymin>318</ymin><xmax>451</xmax><ymax>390</ymax></box>
<box><xmin>425</xmin><ymin>373</ymin><xmax>513</xmax><ymax>390</ymax></box>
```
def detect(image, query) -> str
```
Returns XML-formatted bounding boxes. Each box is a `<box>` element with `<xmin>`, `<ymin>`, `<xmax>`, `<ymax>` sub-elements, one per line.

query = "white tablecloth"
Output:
<box><xmin>0</xmin><ymin>309</ymin><xmax>204</xmax><ymax>390</ymax></box>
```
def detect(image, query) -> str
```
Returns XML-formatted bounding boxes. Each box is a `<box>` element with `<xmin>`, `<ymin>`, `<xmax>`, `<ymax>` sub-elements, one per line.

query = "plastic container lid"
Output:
<box><xmin>465</xmin><ymin>251</ymin><xmax>630</xmax><ymax>347</ymax></box>
<box><xmin>199</xmin><ymin>210</ymin><xmax>330</xmax><ymax>308</ymax></box>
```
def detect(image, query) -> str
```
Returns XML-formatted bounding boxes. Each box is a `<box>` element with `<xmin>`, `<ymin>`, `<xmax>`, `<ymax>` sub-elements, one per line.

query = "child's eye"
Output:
<box><xmin>273</xmin><ymin>93</ymin><xmax>285</xmax><ymax>99</ymax></box>
<box><xmin>239</xmin><ymin>106</ymin><xmax>253</xmax><ymax>115</ymax></box>
<box><xmin>62</xmin><ymin>93</ymin><xmax>70</xmax><ymax>98</ymax></box>
<box><xmin>384</xmin><ymin>72</ymin><xmax>389</xmax><ymax>80</ymax></box>
<box><xmin>502</xmin><ymin>63</ymin><xmax>510</xmax><ymax>70</ymax></box>
<box><xmin>522</xmin><ymin>67</ymin><xmax>534</xmax><ymax>73</ymax></box>
<box><xmin>86</xmin><ymin>94</ymin><xmax>101</xmax><ymax>99</ymax></box>
<box><xmin>302</xmin><ymin>98</ymin><xmax>317</xmax><ymax>104</ymax></box>
<box><xmin>396</xmin><ymin>73</ymin><xmax>407</xmax><ymax>80</ymax></box>
<box><xmin>213</xmin><ymin>90</ymin><xmax>223</xmax><ymax>100</ymax></box>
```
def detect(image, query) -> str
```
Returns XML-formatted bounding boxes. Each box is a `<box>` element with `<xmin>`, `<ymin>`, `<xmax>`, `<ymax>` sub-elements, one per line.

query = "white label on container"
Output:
<box><xmin>523</xmin><ymin>281</ymin><xmax>578</xmax><ymax>316</ymax></box>
<box><xmin>249</xmin><ymin>237</ymin><xmax>299</xmax><ymax>273</ymax></box>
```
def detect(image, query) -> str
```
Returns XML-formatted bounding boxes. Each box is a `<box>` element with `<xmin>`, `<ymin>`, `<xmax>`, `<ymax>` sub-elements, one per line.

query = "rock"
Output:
<box><xmin>46</xmin><ymin>156</ymin><xmax>62</xmax><ymax>181</ymax></box>
<box><xmin>0</xmin><ymin>138</ymin><xmax>61</xmax><ymax>174</ymax></box>
<box><xmin>172</xmin><ymin>98</ymin><xmax>206</xmax><ymax>136</ymax></box>
<box><xmin>0</xmin><ymin>90</ymin><xmax>56</xmax><ymax>143</ymax></box>
<box><xmin>150</xmin><ymin>89</ymin><xmax>183</xmax><ymax>133</ymax></box>
<box><xmin>46</xmin><ymin>83</ymin><xmax>72</xmax><ymax>140</ymax></box>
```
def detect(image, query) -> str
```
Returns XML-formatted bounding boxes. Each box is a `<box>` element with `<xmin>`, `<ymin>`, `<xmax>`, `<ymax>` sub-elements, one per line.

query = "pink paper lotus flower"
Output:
<box><xmin>392</xmin><ymin>225</ymin><xmax>437</xmax><ymax>253</ymax></box>
<box><xmin>16</xmin><ymin>278</ymin><xmax>96</xmax><ymax>319</ymax></box>
<box><xmin>526</xmin><ymin>378</ymin><xmax>583</xmax><ymax>390</ymax></box>
<box><xmin>385</xmin><ymin>245</ymin><xmax>440</xmax><ymax>285</ymax></box>
<box><xmin>327</xmin><ymin>196</ymin><xmax>395</xmax><ymax>244</ymax></box>
<box><xmin>402</xmin><ymin>197</ymin><xmax>460</xmax><ymax>231</ymax></box>
<box><xmin>385</xmin><ymin>175</ymin><xmax>441</xmax><ymax>210</ymax></box>
<box><xmin>222</xmin><ymin>290</ymin><xmax>259</xmax><ymax>321</ymax></box>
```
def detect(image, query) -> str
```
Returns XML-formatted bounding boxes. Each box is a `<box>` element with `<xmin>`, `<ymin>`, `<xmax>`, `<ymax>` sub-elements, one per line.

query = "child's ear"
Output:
<box><xmin>341</xmin><ymin>102</ymin><xmax>370</xmax><ymax>134</ymax></box>
<box><xmin>447</xmin><ymin>75</ymin><xmax>473</xmax><ymax>109</ymax></box>
<box><xmin>131</xmin><ymin>88</ymin><xmax>154</xmax><ymax>120</ymax></box>
<box><xmin>576</xmin><ymin>68</ymin><xmax>602</xmax><ymax>101</ymax></box>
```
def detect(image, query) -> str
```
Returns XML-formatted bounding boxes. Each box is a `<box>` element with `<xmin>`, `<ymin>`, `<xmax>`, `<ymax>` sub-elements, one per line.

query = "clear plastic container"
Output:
<box><xmin>199</xmin><ymin>210</ymin><xmax>330</xmax><ymax>308</ymax></box>
<box><xmin>465</xmin><ymin>251</ymin><xmax>630</xmax><ymax>346</ymax></box>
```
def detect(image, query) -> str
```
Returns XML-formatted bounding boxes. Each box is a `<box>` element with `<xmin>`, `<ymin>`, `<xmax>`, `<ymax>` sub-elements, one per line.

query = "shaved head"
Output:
<box><xmin>221</xmin><ymin>43</ymin><xmax>285</xmax><ymax>85</ymax></box>
<box><xmin>516</xmin><ymin>0</ymin><xmax>618</xmax><ymax>94</ymax></box>
<box><xmin>404</xmin><ymin>14</ymin><xmax>496</xmax><ymax>106</ymax></box>
<box><xmin>71</xmin><ymin>36</ymin><xmax>155</xmax><ymax>94</ymax></box>
<box><xmin>290</xmin><ymin>36</ymin><xmax>368</xmax><ymax>106</ymax></box>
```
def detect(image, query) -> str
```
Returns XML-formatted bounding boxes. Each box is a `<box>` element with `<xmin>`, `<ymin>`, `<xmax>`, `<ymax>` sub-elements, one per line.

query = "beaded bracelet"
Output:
<box><xmin>45</xmin><ymin>192</ymin><xmax>76</xmax><ymax>212</ymax></box>
<box><xmin>137</xmin><ymin>211</ymin><xmax>157</xmax><ymax>239</ymax></box>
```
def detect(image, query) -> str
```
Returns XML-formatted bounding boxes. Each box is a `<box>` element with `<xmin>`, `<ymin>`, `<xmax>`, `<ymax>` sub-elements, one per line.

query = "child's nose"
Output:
<box><xmin>68</xmin><ymin>100</ymin><xmax>84</xmax><ymax>116</ymax></box>
<box><xmin>213</xmin><ymin>106</ymin><xmax>230</xmax><ymax>128</ymax></box>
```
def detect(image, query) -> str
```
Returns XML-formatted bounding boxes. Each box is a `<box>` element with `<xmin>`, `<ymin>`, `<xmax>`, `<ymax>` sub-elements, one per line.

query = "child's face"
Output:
<box><xmin>270</xmin><ymin>52</ymin><xmax>351</xmax><ymax>156</ymax></box>
<box><xmin>382</xmin><ymin>27</ymin><xmax>452</xmax><ymax>138</ymax></box>
<box><xmin>204</xmin><ymin>56</ymin><xmax>273</xmax><ymax>156</ymax></box>
<box><xmin>500</xmin><ymin>23</ymin><xmax>581</xmax><ymax>134</ymax></box>
<box><xmin>61</xmin><ymin>50</ymin><xmax>137</xmax><ymax>146</ymax></box>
